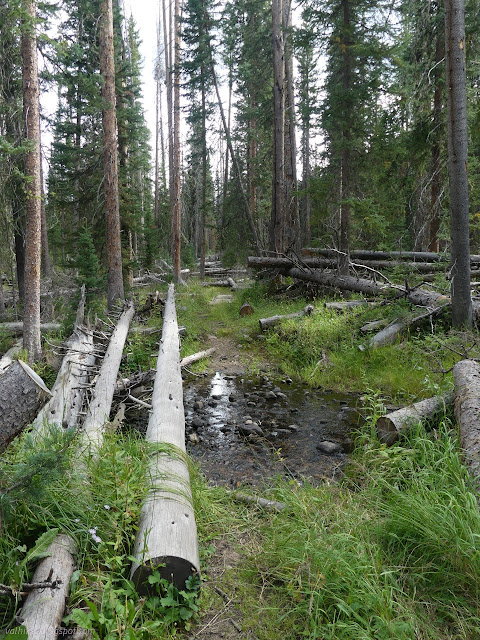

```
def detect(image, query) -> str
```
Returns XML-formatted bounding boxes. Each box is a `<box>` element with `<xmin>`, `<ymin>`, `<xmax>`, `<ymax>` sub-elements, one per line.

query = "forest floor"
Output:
<box><xmin>2</xmin><ymin>277</ymin><xmax>480</xmax><ymax>639</ymax></box>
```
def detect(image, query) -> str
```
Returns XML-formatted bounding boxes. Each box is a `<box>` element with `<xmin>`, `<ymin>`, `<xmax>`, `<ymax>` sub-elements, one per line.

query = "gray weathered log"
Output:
<box><xmin>131</xmin><ymin>284</ymin><xmax>200</xmax><ymax>594</ymax></box>
<box><xmin>259</xmin><ymin>305</ymin><xmax>314</xmax><ymax>331</ymax></box>
<box><xmin>0</xmin><ymin>340</ymin><xmax>22</xmax><ymax>374</ymax></box>
<box><xmin>368</xmin><ymin>303</ymin><xmax>449</xmax><ymax>348</ymax></box>
<box><xmin>180</xmin><ymin>347</ymin><xmax>216</xmax><ymax>368</ymax></box>
<box><xmin>301</xmin><ymin>247</ymin><xmax>480</xmax><ymax>263</ymax></box>
<box><xmin>0</xmin><ymin>360</ymin><xmax>51</xmax><ymax>452</ymax></box>
<box><xmin>0</xmin><ymin>322</ymin><xmax>61</xmax><ymax>335</ymax></box>
<box><xmin>360</xmin><ymin>319</ymin><xmax>390</xmax><ymax>333</ymax></box>
<box><xmin>82</xmin><ymin>302</ymin><xmax>135</xmax><ymax>449</ymax></box>
<box><xmin>232</xmin><ymin>491</ymin><xmax>286</xmax><ymax>512</ymax></box>
<box><xmin>31</xmin><ymin>327</ymin><xmax>96</xmax><ymax>435</ymax></box>
<box><xmin>248</xmin><ymin>255</ymin><xmax>445</xmax><ymax>272</ymax></box>
<box><xmin>325</xmin><ymin>300</ymin><xmax>369</xmax><ymax>310</ymax></box>
<box><xmin>20</xmin><ymin>534</ymin><xmax>77</xmax><ymax>640</ymax></box>
<box><xmin>377</xmin><ymin>392</ymin><xmax>454</xmax><ymax>445</ymax></box>
<box><xmin>453</xmin><ymin>359</ymin><xmax>480</xmax><ymax>489</ymax></box>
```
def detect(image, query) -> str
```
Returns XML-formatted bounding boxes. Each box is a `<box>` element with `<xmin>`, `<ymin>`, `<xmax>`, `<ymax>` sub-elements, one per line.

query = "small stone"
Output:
<box><xmin>208</xmin><ymin>400</ymin><xmax>218</xmax><ymax>407</ymax></box>
<box><xmin>265</xmin><ymin>391</ymin><xmax>277</xmax><ymax>400</ymax></box>
<box><xmin>228</xmin><ymin>394</ymin><xmax>236</xmax><ymax>402</ymax></box>
<box><xmin>287</xmin><ymin>424</ymin><xmax>299</xmax><ymax>432</ymax></box>
<box><xmin>238</xmin><ymin>424</ymin><xmax>263</xmax><ymax>436</ymax></box>
<box><xmin>247</xmin><ymin>401</ymin><xmax>256</xmax><ymax>407</ymax></box>
<box><xmin>276</xmin><ymin>392</ymin><xmax>288</xmax><ymax>401</ymax></box>
<box><xmin>316</xmin><ymin>441</ymin><xmax>342</xmax><ymax>455</ymax></box>
<box><xmin>193</xmin><ymin>401</ymin><xmax>204</xmax><ymax>411</ymax></box>
<box><xmin>285</xmin><ymin>377</ymin><xmax>293</xmax><ymax>384</ymax></box>
<box><xmin>211</xmin><ymin>393</ymin><xmax>222</xmax><ymax>400</ymax></box>
<box><xmin>188</xmin><ymin>433</ymin><xmax>199</xmax><ymax>444</ymax></box>
<box><xmin>192</xmin><ymin>416</ymin><xmax>204</xmax><ymax>429</ymax></box>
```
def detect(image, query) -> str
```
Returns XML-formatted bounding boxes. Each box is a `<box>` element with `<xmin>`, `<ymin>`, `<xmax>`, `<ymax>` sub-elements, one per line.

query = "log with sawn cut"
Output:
<box><xmin>376</xmin><ymin>392</ymin><xmax>454</xmax><ymax>445</ymax></box>
<box><xmin>453</xmin><ymin>359</ymin><xmax>480</xmax><ymax>490</ymax></box>
<box><xmin>81</xmin><ymin>302</ymin><xmax>135</xmax><ymax>449</ymax></box>
<box><xmin>0</xmin><ymin>339</ymin><xmax>22</xmax><ymax>374</ymax></box>
<box><xmin>259</xmin><ymin>305</ymin><xmax>315</xmax><ymax>331</ymax></box>
<box><xmin>0</xmin><ymin>322</ymin><xmax>61</xmax><ymax>335</ymax></box>
<box><xmin>180</xmin><ymin>347</ymin><xmax>216</xmax><ymax>368</ymax></box>
<box><xmin>19</xmin><ymin>534</ymin><xmax>77</xmax><ymax>640</ymax></box>
<box><xmin>0</xmin><ymin>360</ymin><xmax>52</xmax><ymax>453</ymax></box>
<box><xmin>131</xmin><ymin>284</ymin><xmax>200</xmax><ymax>594</ymax></box>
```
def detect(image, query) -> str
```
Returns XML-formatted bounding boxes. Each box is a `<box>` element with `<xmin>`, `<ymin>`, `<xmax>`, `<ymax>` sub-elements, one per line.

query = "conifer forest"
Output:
<box><xmin>3</xmin><ymin>0</ymin><xmax>480</xmax><ymax>639</ymax></box>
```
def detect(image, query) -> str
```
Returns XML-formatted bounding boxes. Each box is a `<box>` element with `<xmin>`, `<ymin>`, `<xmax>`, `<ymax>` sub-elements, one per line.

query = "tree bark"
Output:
<box><xmin>82</xmin><ymin>303</ymin><xmax>135</xmax><ymax>449</ymax></box>
<box><xmin>131</xmin><ymin>284</ymin><xmax>200</xmax><ymax>594</ymax></box>
<box><xmin>0</xmin><ymin>340</ymin><xmax>22</xmax><ymax>375</ymax></box>
<box><xmin>0</xmin><ymin>322</ymin><xmax>61</xmax><ymax>335</ymax></box>
<box><xmin>19</xmin><ymin>534</ymin><xmax>77</xmax><ymax>640</ymax></box>
<box><xmin>377</xmin><ymin>392</ymin><xmax>454</xmax><ymax>445</ymax></box>
<box><xmin>172</xmin><ymin>0</ymin><xmax>182</xmax><ymax>283</ymax></box>
<box><xmin>445</xmin><ymin>0</ymin><xmax>472</xmax><ymax>327</ymax></box>
<box><xmin>453</xmin><ymin>359</ymin><xmax>480</xmax><ymax>489</ymax></box>
<box><xmin>301</xmin><ymin>248</ymin><xmax>477</xmax><ymax>262</ymax></box>
<box><xmin>270</xmin><ymin>0</ymin><xmax>285</xmax><ymax>254</ymax></box>
<box><xmin>22</xmin><ymin>0</ymin><xmax>42</xmax><ymax>362</ymax></box>
<box><xmin>259</xmin><ymin>305</ymin><xmax>314</xmax><ymax>331</ymax></box>
<box><xmin>248</xmin><ymin>255</ymin><xmax>449</xmax><ymax>272</ymax></box>
<box><xmin>100</xmin><ymin>0</ymin><xmax>124</xmax><ymax>311</ymax></box>
<box><xmin>0</xmin><ymin>360</ymin><xmax>51</xmax><ymax>453</ymax></box>
<box><xmin>0</xmin><ymin>269</ymin><xmax>5</xmax><ymax>318</ymax></box>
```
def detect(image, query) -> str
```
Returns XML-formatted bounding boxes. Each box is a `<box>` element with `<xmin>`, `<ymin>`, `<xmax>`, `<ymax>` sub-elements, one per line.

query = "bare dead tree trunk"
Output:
<box><xmin>40</xmin><ymin>154</ymin><xmax>51</xmax><ymax>278</ymax></box>
<box><xmin>22</xmin><ymin>0</ymin><xmax>42</xmax><ymax>362</ymax></box>
<box><xmin>338</xmin><ymin>0</ymin><xmax>351</xmax><ymax>276</ymax></box>
<box><xmin>172</xmin><ymin>0</ymin><xmax>182</xmax><ymax>283</ymax></box>
<box><xmin>445</xmin><ymin>0</ymin><xmax>472</xmax><ymax>327</ymax></box>
<box><xmin>100</xmin><ymin>0</ymin><xmax>124</xmax><ymax>311</ymax></box>
<box><xmin>428</xmin><ymin>23</ymin><xmax>444</xmax><ymax>253</ymax></box>
<box><xmin>270</xmin><ymin>0</ymin><xmax>285</xmax><ymax>254</ymax></box>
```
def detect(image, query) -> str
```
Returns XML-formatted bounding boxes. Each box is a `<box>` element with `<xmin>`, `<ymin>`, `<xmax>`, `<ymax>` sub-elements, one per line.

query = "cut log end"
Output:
<box><xmin>131</xmin><ymin>556</ymin><xmax>200</xmax><ymax>596</ymax></box>
<box><xmin>376</xmin><ymin>416</ymin><xmax>400</xmax><ymax>445</ymax></box>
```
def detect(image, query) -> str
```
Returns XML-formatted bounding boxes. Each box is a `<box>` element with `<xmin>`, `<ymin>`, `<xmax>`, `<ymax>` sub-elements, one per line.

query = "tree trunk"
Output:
<box><xmin>163</xmin><ymin>0</ymin><xmax>174</xmax><ymax>210</ymax></box>
<box><xmin>22</xmin><ymin>0</ymin><xmax>42</xmax><ymax>362</ymax></box>
<box><xmin>0</xmin><ymin>340</ymin><xmax>22</xmax><ymax>375</ymax></box>
<box><xmin>82</xmin><ymin>303</ymin><xmax>135</xmax><ymax>449</ymax></box>
<box><xmin>172</xmin><ymin>0</ymin><xmax>182</xmax><ymax>283</ymax></box>
<box><xmin>100</xmin><ymin>0</ymin><xmax>124</xmax><ymax>311</ymax></box>
<box><xmin>377</xmin><ymin>392</ymin><xmax>454</xmax><ymax>445</ymax></box>
<box><xmin>0</xmin><ymin>269</ymin><xmax>5</xmax><ymax>318</ymax></box>
<box><xmin>20</xmin><ymin>534</ymin><xmax>77</xmax><ymax>640</ymax></box>
<box><xmin>40</xmin><ymin>143</ymin><xmax>51</xmax><ymax>278</ymax></box>
<box><xmin>270</xmin><ymin>0</ymin><xmax>285</xmax><ymax>254</ymax></box>
<box><xmin>248</xmin><ymin>255</ymin><xmax>448</xmax><ymax>273</ymax></box>
<box><xmin>180</xmin><ymin>347</ymin><xmax>216</xmax><ymax>368</ymax></box>
<box><xmin>445</xmin><ymin>0</ymin><xmax>472</xmax><ymax>327</ymax></box>
<box><xmin>0</xmin><ymin>322</ymin><xmax>61</xmax><ymax>335</ymax></box>
<box><xmin>0</xmin><ymin>360</ymin><xmax>51</xmax><ymax>453</ymax></box>
<box><xmin>302</xmin><ymin>248</ymin><xmax>454</xmax><ymax>262</ymax></box>
<box><xmin>428</xmin><ymin>23</ymin><xmax>444</xmax><ymax>253</ymax></box>
<box><xmin>131</xmin><ymin>284</ymin><xmax>200</xmax><ymax>594</ymax></box>
<box><xmin>367</xmin><ymin>304</ymin><xmax>449</xmax><ymax>348</ymax></box>
<box><xmin>453</xmin><ymin>359</ymin><xmax>480</xmax><ymax>489</ymax></box>
<box><xmin>259</xmin><ymin>305</ymin><xmax>314</xmax><ymax>331</ymax></box>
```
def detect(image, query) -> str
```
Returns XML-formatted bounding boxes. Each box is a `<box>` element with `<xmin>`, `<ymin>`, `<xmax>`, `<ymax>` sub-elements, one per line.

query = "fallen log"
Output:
<box><xmin>180</xmin><ymin>347</ymin><xmax>216</xmax><ymax>368</ymax></box>
<box><xmin>232</xmin><ymin>491</ymin><xmax>287</xmax><ymax>512</ymax></box>
<box><xmin>0</xmin><ymin>360</ymin><xmax>52</xmax><ymax>453</ymax></box>
<box><xmin>82</xmin><ymin>302</ymin><xmax>135</xmax><ymax>449</ymax></box>
<box><xmin>377</xmin><ymin>392</ymin><xmax>454</xmax><ymax>445</ymax></box>
<box><xmin>31</xmin><ymin>327</ymin><xmax>96</xmax><ymax>435</ymax></box>
<box><xmin>360</xmin><ymin>319</ymin><xmax>389</xmax><ymax>333</ymax></box>
<box><xmin>131</xmin><ymin>284</ymin><xmax>200</xmax><ymax>594</ymax></box>
<box><xmin>368</xmin><ymin>303</ymin><xmax>449</xmax><ymax>348</ymax></box>
<box><xmin>259</xmin><ymin>305</ymin><xmax>314</xmax><ymax>331</ymax></box>
<box><xmin>19</xmin><ymin>534</ymin><xmax>77</xmax><ymax>640</ymax></box>
<box><xmin>453</xmin><ymin>359</ymin><xmax>480</xmax><ymax>490</ymax></box>
<box><xmin>0</xmin><ymin>339</ymin><xmax>22</xmax><ymax>374</ymax></box>
<box><xmin>0</xmin><ymin>322</ymin><xmax>61</xmax><ymax>335</ymax></box>
<box><xmin>248</xmin><ymin>255</ymin><xmax>445</xmax><ymax>273</ymax></box>
<box><xmin>325</xmin><ymin>300</ymin><xmax>370</xmax><ymax>310</ymax></box>
<box><xmin>301</xmin><ymin>248</ymin><xmax>480</xmax><ymax>264</ymax></box>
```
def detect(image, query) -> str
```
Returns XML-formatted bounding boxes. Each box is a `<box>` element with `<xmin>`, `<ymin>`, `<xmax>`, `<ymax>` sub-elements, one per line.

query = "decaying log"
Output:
<box><xmin>325</xmin><ymin>300</ymin><xmax>369</xmax><ymax>310</ymax></box>
<box><xmin>453</xmin><ymin>359</ymin><xmax>480</xmax><ymax>490</ymax></box>
<box><xmin>31</xmin><ymin>327</ymin><xmax>95</xmax><ymax>435</ymax></box>
<box><xmin>203</xmin><ymin>277</ymin><xmax>238</xmax><ymax>290</ymax></box>
<box><xmin>0</xmin><ymin>322</ymin><xmax>61</xmax><ymax>335</ymax></box>
<box><xmin>368</xmin><ymin>303</ymin><xmax>449</xmax><ymax>348</ymax></box>
<box><xmin>301</xmin><ymin>247</ymin><xmax>480</xmax><ymax>264</ymax></box>
<box><xmin>259</xmin><ymin>305</ymin><xmax>314</xmax><ymax>331</ymax></box>
<box><xmin>0</xmin><ymin>339</ymin><xmax>22</xmax><ymax>374</ymax></box>
<box><xmin>19</xmin><ymin>534</ymin><xmax>76</xmax><ymax>640</ymax></box>
<box><xmin>232</xmin><ymin>491</ymin><xmax>287</xmax><ymax>512</ymax></box>
<box><xmin>248</xmin><ymin>255</ymin><xmax>445</xmax><ymax>273</ymax></box>
<box><xmin>180</xmin><ymin>347</ymin><xmax>216</xmax><ymax>368</ymax></box>
<box><xmin>82</xmin><ymin>303</ymin><xmax>135</xmax><ymax>449</ymax></box>
<box><xmin>131</xmin><ymin>284</ymin><xmax>200</xmax><ymax>594</ymax></box>
<box><xmin>360</xmin><ymin>319</ymin><xmax>389</xmax><ymax>333</ymax></box>
<box><xmin>130</xmin><ymin>325</ymin><xmax>186</xmax><ymax>337</ymax></box>
<box><xmin>377</xmin><ymin>392</ymin><xmax>454</xmax><ymax>445</ymax></box>
<box><xmin>0</xmin><ymin>360</ymin><xmax>52</xmax><ymax>453</ymax></box>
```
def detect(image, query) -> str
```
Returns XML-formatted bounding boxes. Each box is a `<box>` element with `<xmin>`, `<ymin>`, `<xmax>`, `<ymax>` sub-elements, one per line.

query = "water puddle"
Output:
<box><xmin>184</xmin><ymin>371</ymin><xmax>362</xmax><ymax>488</ymax></box>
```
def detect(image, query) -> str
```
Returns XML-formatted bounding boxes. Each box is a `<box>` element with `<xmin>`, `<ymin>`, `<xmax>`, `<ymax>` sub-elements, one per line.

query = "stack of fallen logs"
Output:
<box><xmin>0</xmin><ymin>284</ymin><xmax>203</xmax><ymax>637</ymax></box>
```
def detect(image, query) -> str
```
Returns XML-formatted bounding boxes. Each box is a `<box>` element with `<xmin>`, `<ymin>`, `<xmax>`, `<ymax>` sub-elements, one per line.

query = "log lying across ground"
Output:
<box><xmin>301</xmin><ymin>247</ymin><xmax>480</xmax><ymax>264</ymax></box>
<box><xmin>82</xmin><ymin>302</ymin><xmax>135</xmax><ymax>450</ymax></box>
<box><xmin>453</xmin><ymin>360</ymin><xmax>480</xmax><ymax>490</ymax></box>
<box><xmin>377</xmin><ymin>392</ymin><xmax>454</xmax><ymax>445</ymax></box>
<box><xmin>19</xmin><ymin>534</ymin><xmax>77</xmax><ymax>640</ymax></box>
<box><xmin>259</xmin><ymin>304</ymin><xmax>314</xmax><ymax>331</ymax></box>
<box><xmin>368</xmin><ymin>303</ymin><xmax>449</xmax><ymax>348</ymax></box>
<box><xmin>248</xmin><ymin>255</ymin><xmax>447</xmax><ymax>273</ymax></box>
<box><xmin>0</xmin><ymin>360</ymin><xmax>52</xmax><ymax>453</ymax></box>
<box><xmin>180</xmin><ymin>347</ymin><xmax>216</xmax><ymax>368</ymax></box>
<box><xmin>0</xmin><ymin>322</ymin><xmax>61</xmax><ymax>335</ymax></box>
<box><xmin>131</xmin><ymin>284</ymin><xmax>200</xmax><ymax>594</ymax></box>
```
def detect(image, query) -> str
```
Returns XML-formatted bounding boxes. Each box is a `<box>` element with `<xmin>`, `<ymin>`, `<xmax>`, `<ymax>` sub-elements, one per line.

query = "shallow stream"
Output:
<box><xmin>183</xmin><ymin>372</ymin><xmax>362</xmax><ymax>488</ymax></box>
